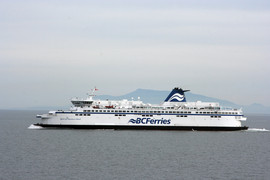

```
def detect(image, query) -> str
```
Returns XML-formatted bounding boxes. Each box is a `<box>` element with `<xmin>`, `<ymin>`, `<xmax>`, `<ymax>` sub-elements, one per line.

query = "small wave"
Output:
<box><xmin>245</xmin><ymin>128</ymin><xmax>269</xmax><ymax>132</ymax></box>
<box><xmin>28</xmin><ymin>124</ymin><xmax>44</xmax><ymax>130</ymax></box>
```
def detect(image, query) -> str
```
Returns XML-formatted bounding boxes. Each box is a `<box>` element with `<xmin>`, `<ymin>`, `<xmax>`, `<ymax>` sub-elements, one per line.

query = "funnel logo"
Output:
<box><xmin>164</xmin><ymin>88</ymin><xmax>189</xmax><ymax>102</ymax></box>
<box><xmin>128</xmin><ymin>118</ymin><xmax>171</xmax><ymax>125</ymax></box>
<box><xmin>168</xmin><ymin>93</ymin><xmax>184</xmax><ymax>102</ymax></box>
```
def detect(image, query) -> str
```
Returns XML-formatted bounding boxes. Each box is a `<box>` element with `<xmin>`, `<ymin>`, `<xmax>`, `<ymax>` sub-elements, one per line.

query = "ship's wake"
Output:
<box><xmin>28</xmin><ymin>124</ymin><xmax>44</xmax><ymax>130</ymax></box>
<box><xmin>245</xmin><ymin>128</ymin><xmax>269</xmax><ymax>132</ymax></box>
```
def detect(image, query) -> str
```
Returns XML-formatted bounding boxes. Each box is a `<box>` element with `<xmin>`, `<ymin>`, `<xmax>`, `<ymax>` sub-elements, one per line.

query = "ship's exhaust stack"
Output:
<box><xmin>164</xmin><ymin>87</ymin><xmax>190</xmax><ymax>102</ymax></box>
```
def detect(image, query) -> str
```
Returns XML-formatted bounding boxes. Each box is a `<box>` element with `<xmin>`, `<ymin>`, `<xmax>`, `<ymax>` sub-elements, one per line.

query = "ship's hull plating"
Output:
<box><xmin>35</xmin><ymin>112</ymin><xmax>248</xmax><ymax>131</ymax></box>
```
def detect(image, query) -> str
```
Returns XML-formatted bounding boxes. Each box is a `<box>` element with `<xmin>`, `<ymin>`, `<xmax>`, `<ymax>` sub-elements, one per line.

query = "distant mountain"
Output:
<box><xmin>242</xmin><ymin>103</ymin><xmax>270</xmax><ymax>114</ymax></box>
<box><xmin>96</xmin><ymin>88</ymin><xmax>270</xmax><ymax>114</ymax></box>
<box><xmin>96</xmin><ymin>88</ymin><xmax>169</xmax><ymax>104</ymax></box>
<box><xmin>96</xmin><ymin>88</ymin><xmax>238</xmax><ymax>106</ymax></box>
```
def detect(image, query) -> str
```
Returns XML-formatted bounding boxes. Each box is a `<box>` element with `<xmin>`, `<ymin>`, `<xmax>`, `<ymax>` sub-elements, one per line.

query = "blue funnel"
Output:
<box><xmin>164</xmin><ymin>88</ymin><xmax>190</xmax><ymax>102</ymax></box>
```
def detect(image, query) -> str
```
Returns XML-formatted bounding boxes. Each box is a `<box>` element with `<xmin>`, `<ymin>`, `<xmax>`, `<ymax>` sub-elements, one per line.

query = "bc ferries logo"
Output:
<box><xmin>168</xmin><ymin>93</ymin><xmax>184</xmax><ymax>102</ymax></box>
<box><xmin>128</xmin><ymin>118</ymin><xmax>171</xmax><ymax>125</ymax></box>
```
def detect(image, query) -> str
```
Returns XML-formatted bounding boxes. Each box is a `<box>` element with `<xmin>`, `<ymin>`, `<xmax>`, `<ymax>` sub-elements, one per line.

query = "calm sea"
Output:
<box><xmin>0</xmin><ymin>110</ymin><xmax>269</xmax><ymax>180</ymax></box>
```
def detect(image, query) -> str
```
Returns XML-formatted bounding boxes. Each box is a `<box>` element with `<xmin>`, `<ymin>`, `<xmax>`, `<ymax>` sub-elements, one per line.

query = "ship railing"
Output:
<box><xmin>220</xmin><ymin>107</ymin><xmax>240</xmax><ymax>111</ymax></box>
<box><xmin>71</xmin><ymin>97</ymin><xmax>85</xmax><ymax>101</ymax></box>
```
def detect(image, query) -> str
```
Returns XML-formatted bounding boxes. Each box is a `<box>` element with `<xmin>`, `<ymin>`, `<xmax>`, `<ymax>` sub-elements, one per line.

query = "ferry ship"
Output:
<box><xmin>35</xmin><ymin>88</ymin><xmax>248</xmax><ymax>131</ymax></box>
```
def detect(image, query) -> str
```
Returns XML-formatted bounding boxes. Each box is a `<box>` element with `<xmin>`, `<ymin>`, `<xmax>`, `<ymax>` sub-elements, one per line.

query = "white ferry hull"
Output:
<box><xmin>35</xmin><ymin>112</ymin><xmax>248</xmax><ymax>131</ymax></box>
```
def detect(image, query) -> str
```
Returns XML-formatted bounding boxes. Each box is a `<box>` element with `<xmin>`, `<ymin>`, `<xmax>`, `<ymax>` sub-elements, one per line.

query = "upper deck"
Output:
<box><xmin>66</xmin><ymin>87</ymin><xmax>244</xmax><ymax>116</ymax></box>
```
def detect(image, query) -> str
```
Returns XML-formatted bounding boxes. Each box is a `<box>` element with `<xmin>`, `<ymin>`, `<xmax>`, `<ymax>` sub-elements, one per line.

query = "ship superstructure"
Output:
<box><xmin>35</xmin><ymin>87</ymin><xmax>248</xmax><ymax>131</ymax></box>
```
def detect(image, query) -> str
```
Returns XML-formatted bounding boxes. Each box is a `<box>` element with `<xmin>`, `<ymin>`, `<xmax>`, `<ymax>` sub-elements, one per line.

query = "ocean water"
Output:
<box><xmin>0</xmin><ymin>110</ymin><xmax>269</xmax><ymax>180</ymax></box>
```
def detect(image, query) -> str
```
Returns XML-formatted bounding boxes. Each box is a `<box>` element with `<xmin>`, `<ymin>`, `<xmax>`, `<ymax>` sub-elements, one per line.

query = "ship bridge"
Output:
<box><xmin>71</xmin><ymin>98</ymin><xmax>93</xmax><ymax>107</ymax></box>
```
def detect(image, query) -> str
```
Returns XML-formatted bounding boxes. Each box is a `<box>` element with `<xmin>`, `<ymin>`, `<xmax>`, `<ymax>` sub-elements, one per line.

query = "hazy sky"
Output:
<box><xmin>1</xmin><ymin>0</ymin><xmax>270</xmax><ymax>109</ymax></box>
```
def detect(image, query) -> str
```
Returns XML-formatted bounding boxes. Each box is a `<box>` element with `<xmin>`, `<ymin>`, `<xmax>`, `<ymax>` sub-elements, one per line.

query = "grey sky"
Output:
<box><xmin>1</xmin><ymin>0</ymin><xmax>270</xmax><ymax>109</ymax></box>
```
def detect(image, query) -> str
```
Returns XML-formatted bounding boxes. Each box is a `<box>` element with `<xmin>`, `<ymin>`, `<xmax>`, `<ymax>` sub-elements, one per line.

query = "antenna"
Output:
<box><xmin>88</xmin><ymin>87</ymin><xmax>99</xmax><ymax>99</ymax></box>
